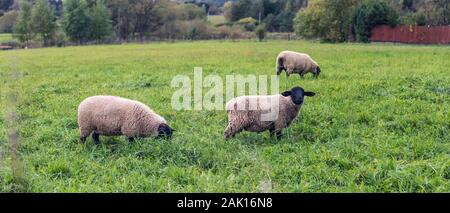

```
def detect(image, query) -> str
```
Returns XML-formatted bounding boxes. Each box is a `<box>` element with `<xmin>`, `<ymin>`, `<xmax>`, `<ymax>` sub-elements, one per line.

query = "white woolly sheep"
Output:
<box><xmin>276</xmin><ymin>50</ymin><xmax>321</xmax><ymax>78</ymax></box>
<box><xmin>224</xmin><ymin>86</ymin><xmax>315</xmax><ymax>140</ymax></box>
<box><xmin>77</xmin><ymin>96</ymin><xmax>173</xmax><ymax>144</ymax></box>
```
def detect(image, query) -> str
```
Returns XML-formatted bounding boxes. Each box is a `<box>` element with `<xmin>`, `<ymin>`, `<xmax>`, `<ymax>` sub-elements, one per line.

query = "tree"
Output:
<box><xmin>352</xmin><ymin>3</ymin><xmax>370</xmax><ymax>42</ymax></box>
<box><xmin>89</xmin><ymin>0</ymin><xmax>113</xmax><ymax>42</ymax></box>
<box><xmin>31</xmin><ymin>0</ymin><xmax>57</xmax><ymax>46</ymax></box>
<box><xmin>255</xmin><ymin>24</ymin><xmax>266</xmax><ymax>42</ymax></box>
<box><xmin>223</xmin><ymin>1</ymin><xmax>235</xmax><ymax>21</ymax></box>
<box><xmin>107</xmin><ymin>0</ymin><xmax>166</xmax><ymax>41</ymax></box>
<box><xmin>275</xmin><ymin>11</ymin><xmax>295</xmax><ymax>32</ymax></box>
<box><xmin>107</xmin><ymin>0</ymin><xmax>131</xmax><ymax>40</ymax></box>
<box><xmin>0</xmin><ymin>10</ymin><xmax>18</xmax><ymax>33</ymax></box>
<box><xmin>352</xmin><ymin>0</ymin><xmax>398</xmax><ymax>43</ymax></box>
<box><xmin>13</xmin><ymin>0</ymin><xmax>34</xmax><ymax>47</ymax></box>
<box><xmin>263</xmin><ymin>13</ymin><xmax>275</xmax><ymax>32</ymax></box>
<box><xmin>0</xmin><ymin>0</ymin><xmax>14</xmax><ymax>11</ymax></box>
<box><xmin>129</xmin><ymin>0</ymin><xmax>162</xmax><ymax>42</ymax></box>
<box><xmin>63</xmin><ymin>0</ymin><xmax>91</xmax><ymax>44</ymax></box>
<box><xmin>294</xmin><ymin>0</ymin><xmax>358</xmax><ymax>42</ymax></box>
<box><xmin>49</xmin><ymin>0</ymin><xmax>64</xmax><ymax>18</ymax></box>
<box><xmin>223</xmin><ymin>0</ymin><xmax>307</xmax><ymax>32</ymax></box>
<box><xmin>237</xmin><ymin>17</ymin><xmax>257</xmax><ymax>31</ymax></box>
<box><xmin>415</xmin><ymin>0</ymin><xmax>450</xmax><ymax>25</ymax></box>
<box><xmin>402</xmin><ymin>0</ymin><xmax>414</xmax><ymax>10</ymax></box>
<box><xmin>183</xmin><ymin>3</ymin><xmax>206</xmax><ymax>20</ymax></box>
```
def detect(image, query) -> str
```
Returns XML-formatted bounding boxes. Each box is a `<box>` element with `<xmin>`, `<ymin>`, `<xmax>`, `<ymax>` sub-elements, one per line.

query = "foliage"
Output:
<box><xmin>13</xmin><ymin>0</ymin><xmax>34</xmax><ymax>46</ymax></box>
<box><xmin>63</xmin><ymin>0</ymin><xmax>92</xmax><ymax>43</ymax></box>
<box><xmin>294</xmin><ymin>0</ymin><xmax>358</xmax><ymax>43</ymax></box>
<box><xmin>224</xmin><ymin>0</ymin><xmax>306</xmax><ymax>32</ymax></box>
<box><xmin>0</xmin><ymin>10</ymin><xmax>17</xmax><ymax>33</ymax></box>
<box><xmin>255</xmin><ymin>23</ymin><xmax>266</xmax><ymax>41</ymax></box>
<box><xmin>223</xmin><ymin>1</ymin><xmax>234</xmax><ymax>21</ymax></box>
<box><xmin>237</xmin><ymin>17</ymin><xmax>257</xmax><ymax>31</ymax></box>
<box><xmin>31</xmin><ymin>0</ymin><xmax>57</xmax><ymax>46</ymax></box>
<box><xmin>237</xmin><ymin>17</ymin><xmax>257</xmax><ymax>25</ymax></box>
<box><xmin>107</xmin><ymin>0</ymin><xmax>166</xmax><ymax>41</ymax></box>
<box><xmin>0</xmin><ymin>0</ymin><xmax>14</xmax><ymax>12</ymax></box>
<box><xmin>387</xmin><ymin>0</ymin><xmax>449</xmax><ymax>26</ymax></box>
<box><xmin>274</xmin><ymin>11</ymin><xmax>295</xmax><ymax>32</ymax></box>
<box><xmin>352</xmin><ymin>0</ymin><xmax>399</xmax><ymax>43</ymax></box>
<box><xmin>414</xmin><ymin>0</ymin><xmax>450</xmax><ymax>26</ymax></box>
<box><xmin>89</xmin><ymin>0</ymin><xmax>113</xmax><ymax>42</ymax></box>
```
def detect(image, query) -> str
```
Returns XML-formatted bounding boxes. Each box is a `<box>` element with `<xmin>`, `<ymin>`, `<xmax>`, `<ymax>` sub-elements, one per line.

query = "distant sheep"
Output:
<box><xmin>77</xmin><ymin>96</ymin><xmax>173</xmax><ymax>144</ymax></box>
<box><xmin>224</xmin><ymin>86</ymin><xmax>315</xmax><ymax>140</ymax></box>
<box><xmin>276</xmin><ymin>50</ymin><xmax>321</xmax><ymax>78</ymax></box>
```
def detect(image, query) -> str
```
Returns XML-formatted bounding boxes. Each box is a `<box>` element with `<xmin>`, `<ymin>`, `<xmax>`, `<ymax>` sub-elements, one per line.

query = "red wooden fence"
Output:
<box><xmin>371</xmin><ymin>25</ymin><xmax>450</xmax><ymax>44</ymax></box>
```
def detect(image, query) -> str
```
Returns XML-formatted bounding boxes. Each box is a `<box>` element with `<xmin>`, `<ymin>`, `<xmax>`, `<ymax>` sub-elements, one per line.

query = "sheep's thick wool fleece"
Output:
<box><xmin>226</xmin><ymin>95</ymin><xmax>300</xmax><ymax>132</ymax></box>
<box><xmin>78</xmin><ymin>96</ymin><xmax>165</xmax><ymax>137</ymax></box>
<box><xmin>278</xmin><ymin>51</ymin><xmax>319</xmax><ymax>75</ymax></box>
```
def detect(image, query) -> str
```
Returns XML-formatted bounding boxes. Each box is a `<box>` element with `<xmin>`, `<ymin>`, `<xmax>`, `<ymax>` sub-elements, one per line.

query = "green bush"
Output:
<box><xmin>255</xmin><ymin>24</ymin><xmax>266</xmax><ymax>42</ymax></box>
<box><xmin>237</xmin><ymin>17</ymin><xmax>257</xmax><ymax>31</ymax></box>
<box><xmin>294</xmin><ymin>0</ymin><xmax>357</xmax><ymax>43</ymax></box>
<box><xmin>0</xmin><ymin>11</ymin><xmax>18</xmax><ymax>33</ymax></box>
<box><xmin>275</xmin><ymin>12</ymin><xmax>295</xmax><ymax>32</ymax></box>
<box><xmin>352</xmin><ymin>0</ymin><xmax>399</xmax><ymax>43</ymax></box>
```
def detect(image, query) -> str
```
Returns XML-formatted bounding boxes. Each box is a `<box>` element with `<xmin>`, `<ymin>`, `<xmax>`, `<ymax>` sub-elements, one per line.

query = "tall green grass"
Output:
<box><xmin>0</xmin><ymin>41</ymin><xmax>449</xmax><ymax>192</ymax></box>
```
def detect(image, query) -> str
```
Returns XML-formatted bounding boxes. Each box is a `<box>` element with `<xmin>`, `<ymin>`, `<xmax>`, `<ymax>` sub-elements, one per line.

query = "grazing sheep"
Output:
<box><xmin>77</xmin><ymin>96</ymin><xmax>173</xmax><ymax>144</ymax></box>
<box><xmin>276</xmin><ymin>50</ymin><xmax>321</xmax><ymax>78</ymax></box>
<box><xmin>224</xmin><ymin>86</ymin><xmax>315</xmax><ymax>140</ymax></box>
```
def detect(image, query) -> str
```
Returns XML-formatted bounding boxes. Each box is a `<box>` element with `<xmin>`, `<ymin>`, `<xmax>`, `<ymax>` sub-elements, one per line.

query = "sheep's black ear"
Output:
<box><xmin>304</xmin><ymin>91</ymin><xmax>316</xmax><ymax>97</ymax></box>
<box><xmin>281</xmin><ymin>91</ymin><xmax>292</xmax><ymax>97</ymax></box>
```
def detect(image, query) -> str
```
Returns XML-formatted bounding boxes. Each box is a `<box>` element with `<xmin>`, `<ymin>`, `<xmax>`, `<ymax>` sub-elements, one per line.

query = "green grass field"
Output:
<box><xmin>0</xmin><ymin>33</ymin><xmax>13</xmax><ymax>43</ymax></box>
<box><xmin>0</xmin><ymin>41</ymin><xmax>449</xmax><ymax>192</ymax></box>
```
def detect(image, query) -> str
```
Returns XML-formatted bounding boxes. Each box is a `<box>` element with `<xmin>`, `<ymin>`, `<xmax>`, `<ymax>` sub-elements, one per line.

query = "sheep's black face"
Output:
<box><xmin>157</xmin><ymin>123</ymin><xmax>173</xmax><ymax>139</ymax></box>
<box><xmin>315</xmin><ymin>66</ymin><xmax>321</xmax><ymax>77</ymax></box>
<box><xmin>281</xmin><ymin>86</ymin><xmax>316</xmax><ymax>105</ymax></box>
<box><xmin>276</xmin><ymin>66</ymin><xmax>285</xmax><ymax>75</ymax></box>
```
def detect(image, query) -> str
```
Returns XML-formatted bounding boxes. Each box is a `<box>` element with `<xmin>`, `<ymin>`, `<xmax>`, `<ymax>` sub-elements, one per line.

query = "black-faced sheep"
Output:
<box><xmin>77</xmin><ymin>96</ymin><xmax>173</xmax><ymax>144</ymax></box>
<box><xmin>224</xmin><ymin>86</ymin><xmax>316</xmax><ymax>140</ymax></box>
<box><xmin>276</xmin><ymin>50</ymin><xmax>321</xmax><ymax>78</ymax></box>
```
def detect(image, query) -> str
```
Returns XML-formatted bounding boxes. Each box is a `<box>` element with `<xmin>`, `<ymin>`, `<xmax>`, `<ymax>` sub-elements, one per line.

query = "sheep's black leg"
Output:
<box><xmin>300</xmin><ymin>73</ymin><xmax>305</xmax><ymax>79</ymax></box>
<box><xmin>80</xmin><ymin>137</ymin><xmax>86</xmax><ymax>144</ymax></box>
<box><xmin>276</xmin><ymin>130</ymin><xmax>282</xmax><ymax>141</ymax></box>
<box><xmin>128</xmin><ymin>137</ymin><xmax>135</xmax><ymax>143</ymax></box>
<box><xmin>92</xmin><ymin>132</ymin><xmax>100</xmax><ymax>144</ymax></box>
<box><xmin>269</xmin><ymin>130</ymin><xmax>275</xmax><ymax>138</ymax></box>
<box><xmin>269</xmin><ymin>124</ymin><xmax>276</xmax><ymax>139</ymax></box>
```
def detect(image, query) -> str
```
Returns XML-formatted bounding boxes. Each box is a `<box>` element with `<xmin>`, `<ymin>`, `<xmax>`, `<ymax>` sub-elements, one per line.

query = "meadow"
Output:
<box><xmin>0</xmin><ymin>33</ymin><xmax>13</xmax><ymax>43</ymax></box>
<box><xmin>207</xmin><ymin>15</ymin><xmax>226</xmax><ymax>25</ymax></box>
<box><xmin>0</xmin><ymin>40</ymin><xmax>449</xmax><ymax>192</ymax></box>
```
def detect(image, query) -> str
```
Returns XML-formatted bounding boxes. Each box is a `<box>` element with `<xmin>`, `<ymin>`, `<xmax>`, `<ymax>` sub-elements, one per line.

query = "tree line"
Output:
<box><xmin>224</xmin><ymin>0</ymin><xmax>308</xmax><ymax>32</ymax></box>
<box><xmin>294</xmin><ymin>0</ymin><xmax>449</xmax><ymax>43</ymax></box>
<box><xmin>9</xmin><ymin>0</ymin><xmax>252</xmax><ymax>47</ymax></box>
<box><xmin>13</xmin><ymin>0</ymin><xmax>127</xmax><ymax>46</ymax></box>
<box><xmin>224</xmin><ymin>0</ymin><xmax>449</xmax><ymax>43</ymax></box>
<box><xmin>2</xmin><ymin>0</ymin><xmax>449</xmax><ymax>46</ymax></box>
